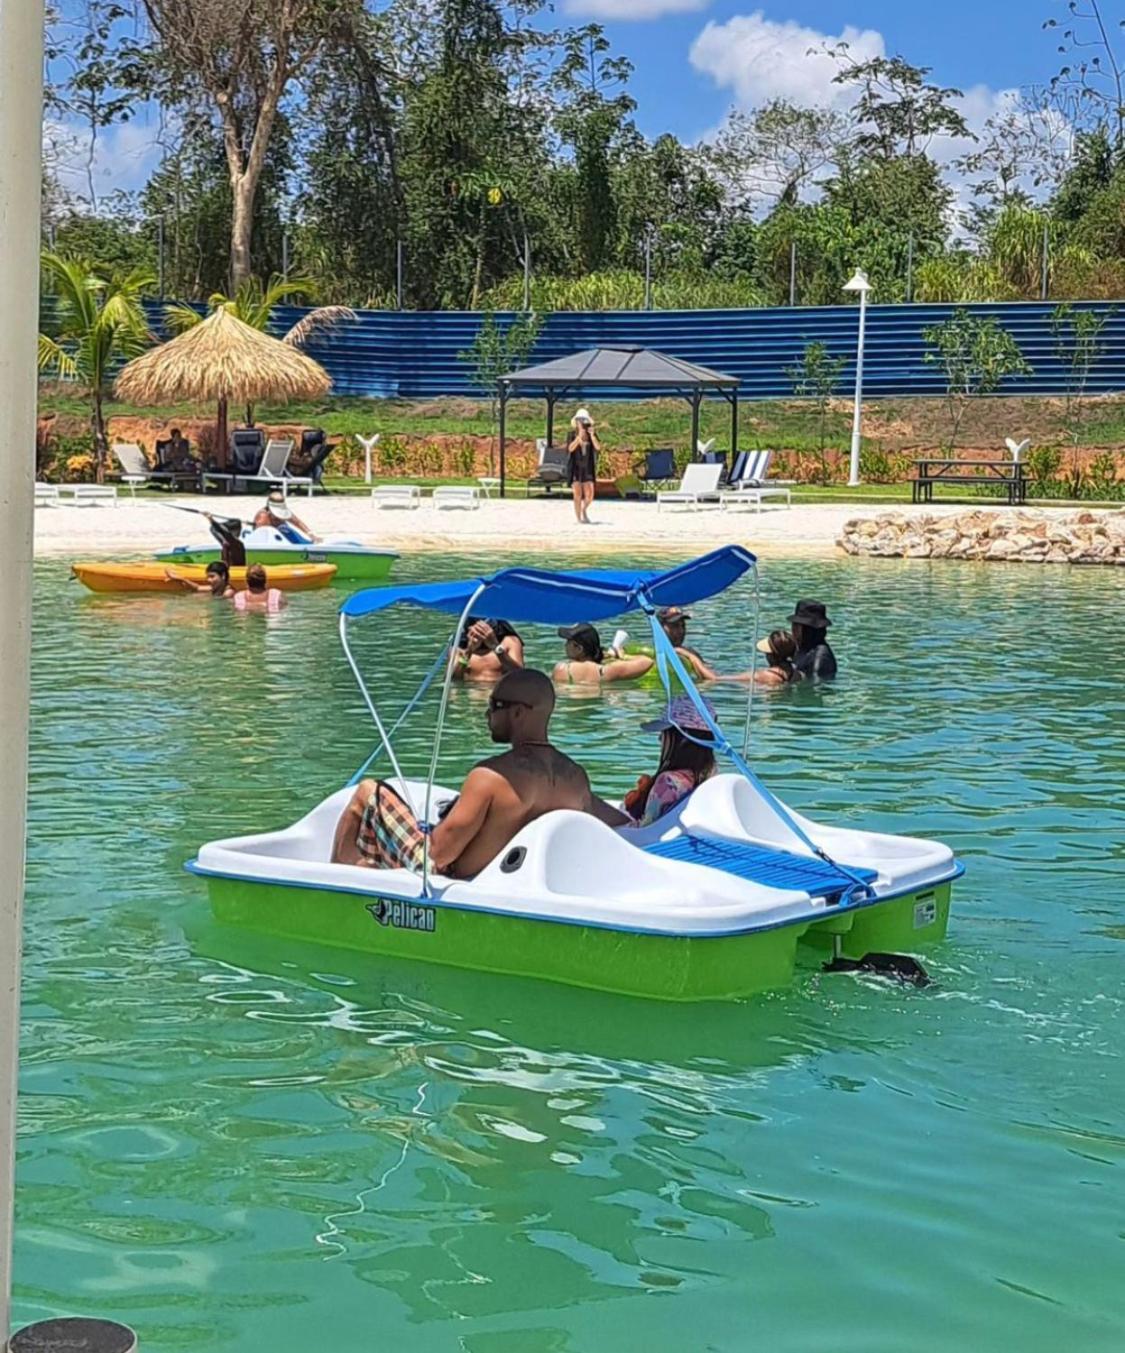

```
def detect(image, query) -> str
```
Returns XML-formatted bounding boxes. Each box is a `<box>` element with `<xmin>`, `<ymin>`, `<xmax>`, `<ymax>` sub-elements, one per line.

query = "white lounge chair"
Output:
<box><xmin>241</xmin><ymin>439</ymin><xmax>313</xmax><ymax>497</ymax></box>
<box><xmin>371</xmin><ymin>484</ymin><xmax>422</xmax><ymax>509</ymax></box>
<box><xmin>433</xmin><ymin>486</ymin><xmax>481</xmax><ymax>510</ymax></box>
<box><xmin>35</xmin><ymin>482</ymin><xmax>60</xmax><ymax>508</ymax></box>
<box><xmin>719</xmin><ymin>450</ymin><xmax>793</xmax><ymax>511</ymax></box>
<box><xmin>58</xmin><ymin>484</ymin><xmax>118</xmax><ymax>507</ymax></box>
<box><xmin>111</xmin><ymin>441</ymin><xmax>198</xmax><ymax>494</ymax></box>
<box><xmin>656</xmin><ymin>462</ymin><xmax>723</xmax><ymax>511</ymax></box>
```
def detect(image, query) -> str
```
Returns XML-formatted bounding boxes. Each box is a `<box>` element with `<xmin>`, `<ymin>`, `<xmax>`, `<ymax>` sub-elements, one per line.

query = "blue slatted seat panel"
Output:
<box><xmin>644</xmin><ymin>835</ymin><xmax>877</xmax><ymax>897</ymax></box>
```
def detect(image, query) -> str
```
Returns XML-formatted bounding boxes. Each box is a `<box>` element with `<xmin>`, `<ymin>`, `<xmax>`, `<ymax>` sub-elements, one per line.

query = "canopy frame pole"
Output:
<box><xmin>338</xmin><ymin>612</ymin><xmax>419</xmax><ymax>819</ymax></box>
<box><xmin>545</xmin><ymin>392</ymin><xmax>556</xmax><ymax>447</ymax></box>
<box><xmin>0</xmin><ymin>0</ymin><xmax>41</xmax><ymax>1336</ymax></box>
<box><xmin>421</xmin><ymin>584</ymin><xmax>487</xmax><ymax>896</ymax></box>
<box><xmin>498</xmin><ymin>383</ymin><xmax>508</xmax><ymax>499</ymax></box>
<box><xmin>729</xmin><ymin>389</ymin><xmax>739</xmax><ymax>458</ymax></box>
<box><xmin>690</xmin><ymin>391</ymin><xmax>702</xmax><ymax>459</ymax></box>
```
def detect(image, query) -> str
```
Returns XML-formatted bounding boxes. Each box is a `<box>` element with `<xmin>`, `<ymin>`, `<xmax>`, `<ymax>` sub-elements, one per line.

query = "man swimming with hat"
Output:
<box><xmin>252</xmin><ymin>489</ymin><xmax>319</xmax><ymax>543</ymax></box>
<box><xmin>654</xmin><ymin>607</ymin><xmax>721</xmax><ymax>681</ymax></box>
<box><xmin>789</xmin><ymin>599</ymin><xmax>836</xmax><ymax>678</ymax></box>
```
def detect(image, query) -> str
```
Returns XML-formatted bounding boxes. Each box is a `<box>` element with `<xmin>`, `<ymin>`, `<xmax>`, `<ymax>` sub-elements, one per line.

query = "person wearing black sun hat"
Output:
<box><xmin>790</xmin><ymin>599</ymin><xmax>837</xmax><ymax>679</ymax></box>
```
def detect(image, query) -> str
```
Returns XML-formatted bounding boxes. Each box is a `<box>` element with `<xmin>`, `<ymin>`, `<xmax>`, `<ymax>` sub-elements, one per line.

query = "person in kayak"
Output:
<box><xmin>790</xmin><ymin>599</ymin><xmax>837</xmax><ymax>679</ymax></box>
<box><xmin>553</xmin><ymin>623</ymin><xmax>654</xmax><ymax>685</ymax></box>
<box><xmin>331</xmin><ymin>667</ymin><xmax>628</xmax><ymax>878</ymax></box>
<box><xmin>164</xmin><ymin>560</ymin><xmax>234</xmax><ymax>597</ymax></box>
<box><xmin>252</xmin><ymin>490</ymin><xmax>319</xmax><ymax>543</ymax></box>
<box><xmin>232</xmin><ymin>564</ymin><xmax>286</xmax><ymax>613</ymax></box>
<box><xmin>452</xmin><ymin>617</ymin><xmax>524</xmax><ymax>681</ymax></box>
<box><xmin>623</xmin><ymin>696</ymin><xmax>718</xmax><ymax>827</ymax></box>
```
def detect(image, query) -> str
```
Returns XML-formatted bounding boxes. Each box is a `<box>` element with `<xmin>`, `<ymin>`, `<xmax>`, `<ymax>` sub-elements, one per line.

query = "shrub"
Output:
<box><xmin>1025</xmin><ymin>444</ymin><xmax>1063</xmax><ymax>497</ymax></box>
<box><xmin>1085</xmin><ymin>450</ymin><xmax>1121</xmax><ymax>499</ymax></box>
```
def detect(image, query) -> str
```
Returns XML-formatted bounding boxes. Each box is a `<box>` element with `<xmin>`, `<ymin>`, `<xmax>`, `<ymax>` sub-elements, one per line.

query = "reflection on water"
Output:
<box><xmin>15</xmin><ymin>554</ymin><xmax>1125</xmax><ymax>1351</ymax></box>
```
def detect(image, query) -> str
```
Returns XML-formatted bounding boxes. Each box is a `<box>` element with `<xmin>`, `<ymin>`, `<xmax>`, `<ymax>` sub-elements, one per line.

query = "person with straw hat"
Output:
<box><xmin>252</xmin><ymin>490</ymin><xmax>319</xmax><ymax>543</ymax></box>
<box><xmin>566</xmin><ymin>407</ymin><xmax>600</xmax><ymax>525</ymax></box>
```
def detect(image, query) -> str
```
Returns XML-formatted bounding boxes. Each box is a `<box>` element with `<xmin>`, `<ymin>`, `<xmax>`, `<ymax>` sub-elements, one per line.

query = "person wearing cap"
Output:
<box><xmin>566</xmin><ymin>408</ymin><xmax>600</xmax><ymax>525</ymax></box>
<box><xmin>553</xmin><ymin>623</ymin><xmax>654</xmax><ymax>685</ymax></box>
<box><xmin>622</xmin><ymin>695</ymin><xmax>718</xmax><ymax>827</ymax></box>
<box><xmin>754</xmin><ymin>630</ymin><xmax>799</xmax><ymax>685</ymax></box>
<box><xmin>655</xmin><ymin>607</ymin><xmax>720</xmax><ymax>682</ymax></box>
<box><xmin>452</xmin><ymin>617</ymin><xmax>525</xmax><ymax>681</ymax></box>
<box><xmin>790</xmin><ymin>599</ymin><xmax>837</xmax><ymax>679</ymax></box>
<box><xmin>252</xmin><ymin>490</ymin><xmax>319</xmax><ymax>543</ymax></box>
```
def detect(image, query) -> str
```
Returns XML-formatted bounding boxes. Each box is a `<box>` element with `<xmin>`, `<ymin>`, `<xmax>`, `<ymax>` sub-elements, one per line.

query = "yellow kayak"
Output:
<box><xmin>71</xmin><ymin>561</ymin><xmax>337</xmax><ymax>594</ymax></box>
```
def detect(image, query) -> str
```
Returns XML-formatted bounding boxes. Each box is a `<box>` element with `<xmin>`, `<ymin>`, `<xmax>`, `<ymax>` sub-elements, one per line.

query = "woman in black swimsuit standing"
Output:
<box><xmin>566</xmin><ymin>407</ymin><xmax>599</xmax><ymax>525</ymax></box>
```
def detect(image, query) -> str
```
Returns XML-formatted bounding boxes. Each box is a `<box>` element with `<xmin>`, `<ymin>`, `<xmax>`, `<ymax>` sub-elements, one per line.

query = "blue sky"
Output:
<box><xmin>587</xmin><ymin>0</ymin><xmax>1063</xmax><ymax>143</ymax></box>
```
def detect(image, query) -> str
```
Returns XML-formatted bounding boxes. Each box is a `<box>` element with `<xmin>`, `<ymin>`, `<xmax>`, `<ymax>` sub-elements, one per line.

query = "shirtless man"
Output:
<box><xmin>252</xmin><ymin>490</ymin><xmax>319</xmax><ymax>542</ymax></box>
<box><xmin>656</xmin><ymin>607</ymin><xmax>719</xmax><ymax>681</ymax></box>
<box><xmin>452</xmin><ymin>617</ymin><xmax>524</xmax><ymax>681</ymax></box>
<box><xmin>331</xmin><ymin>668</ymin><xmax>627</xmax><ymax>878</ymax></box>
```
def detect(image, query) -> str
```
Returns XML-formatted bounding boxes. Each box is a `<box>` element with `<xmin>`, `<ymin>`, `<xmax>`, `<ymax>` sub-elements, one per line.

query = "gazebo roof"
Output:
<box><xmin>500</xmin><ymin>345</ymin><xmax>738</xmax><ymax>390</ymax></box>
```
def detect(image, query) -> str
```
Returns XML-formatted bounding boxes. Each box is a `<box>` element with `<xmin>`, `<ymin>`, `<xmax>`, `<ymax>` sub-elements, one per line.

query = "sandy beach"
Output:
<box><xmin>33</xmin><ymin>492</ymin><xmax>999</xmax><ymax>560</ymax></box>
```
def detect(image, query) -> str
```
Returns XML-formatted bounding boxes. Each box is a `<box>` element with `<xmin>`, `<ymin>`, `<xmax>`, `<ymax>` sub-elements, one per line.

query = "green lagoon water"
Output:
<box><xmin>14</xmin><ymin>551</ymin><xmax>1125</xmax><ymax>1351</ymax></box>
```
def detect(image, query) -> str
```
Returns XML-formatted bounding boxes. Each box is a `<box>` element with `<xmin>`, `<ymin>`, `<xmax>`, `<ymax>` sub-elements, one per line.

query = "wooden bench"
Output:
<box><xmin>911</xmin><ymin>458</ymin><xmax>1026</xmax><ymax>506</ymax></box>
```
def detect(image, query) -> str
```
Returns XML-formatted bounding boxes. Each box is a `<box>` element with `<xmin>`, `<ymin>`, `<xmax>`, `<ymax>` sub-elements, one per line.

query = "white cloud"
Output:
<box><xmin>689</xmin><ymin>11</ymin><xmax>884</xmax><ymax>109</ymax></box>
<box><xmin>564</xmin><ymin>0</ymin><xmax>710</xmax><ymax>20</ymax></box>
<box><xmin>47</xmin><ymin>117</ymin><xmax>163</xmax><ymax>207</ymax></box>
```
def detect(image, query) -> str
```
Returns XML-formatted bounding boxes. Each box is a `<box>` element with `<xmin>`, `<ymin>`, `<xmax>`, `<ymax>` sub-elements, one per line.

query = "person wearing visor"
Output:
<box><xmin>452</xmin><ymin>617</ymin><xmax>525</xmax><ymax>681</ymax></box>
<box><xmin>331</xmin><ymin>668</ymin><xmax>627</xmax><ymax>877</ymax></box>
<box><xmin>252</xmin><ymin>489</ymin><xmax>318</xmax><ymax>543</ymax></box>
<box><xmin>566</xmin><ymin>407</ymin><xmax>600</xmax><ymax>525</ymax></box>
<box><xmin>789</xmin><ymin>599</ymin><xmax>837</xmax><ymax>679</ymax></box>
<box><xmin>553</xmin><ymin>622</ymin><xmax>654</xmax><ymax>685</ymax></box>
<box><xmin>623</xmin><ymin>696</ymin><xmax>718</xmax><ymax>827</ymax></box>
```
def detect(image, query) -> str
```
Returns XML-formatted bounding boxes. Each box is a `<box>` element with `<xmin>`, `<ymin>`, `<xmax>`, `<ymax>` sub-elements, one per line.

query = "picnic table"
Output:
<box><xmin>911</xmin><ymin>458</ymin><xmax>1027</xmax><ymax>506</ymax></box>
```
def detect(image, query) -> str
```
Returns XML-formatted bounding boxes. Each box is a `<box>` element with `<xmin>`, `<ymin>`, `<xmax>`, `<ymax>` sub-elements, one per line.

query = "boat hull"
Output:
<box><xmin>198</xmin><ymin>872</ymin><xmax>953</xmax><ymax>1002</ymax></box>
<box><xmin>72</xmin><ymin>561</ymin><xmax>337</xmax><ymax>593</ymax></box>
<box><xmin>157</xmin><ymin>545</ymin><xmax>396</xmax><ymax>581</ymax></box>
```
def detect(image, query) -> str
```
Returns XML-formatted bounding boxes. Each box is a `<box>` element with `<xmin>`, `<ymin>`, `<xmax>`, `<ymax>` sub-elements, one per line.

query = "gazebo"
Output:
<box><xmin>114</xmin><ymin>306</ymin><xmax>332</xmax><ymax>468</ymax></box>
<box><xmin>497</xmin><ymin>345</ymin><xmax>741</xmax><ymax>496</ymax></box>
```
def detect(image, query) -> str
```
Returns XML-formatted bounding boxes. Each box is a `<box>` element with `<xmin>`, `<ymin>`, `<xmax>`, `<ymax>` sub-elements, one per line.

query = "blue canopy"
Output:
<box><xmin>340</xmin><ymin>545</ymin><xmax>756</xmax><ymax>625</ymax></box>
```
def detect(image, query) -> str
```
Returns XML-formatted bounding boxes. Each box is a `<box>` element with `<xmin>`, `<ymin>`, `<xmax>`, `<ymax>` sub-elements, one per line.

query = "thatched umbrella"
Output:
<box><xmin>114</xmin><ymin>306</ymin><xmax>332</xmax><ymax>468</ymax></box>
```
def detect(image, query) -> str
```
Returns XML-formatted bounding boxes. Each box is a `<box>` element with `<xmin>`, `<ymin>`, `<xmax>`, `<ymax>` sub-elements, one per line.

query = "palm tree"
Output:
<box><xmin>165</xmin><ymin>275</ymin><xmax>354</xmax><ymax>424</ymax></box>
<box><xmin>38</xmin><ymin>252</ymin><xmax>154</xmax><ymax>481</ymax></box>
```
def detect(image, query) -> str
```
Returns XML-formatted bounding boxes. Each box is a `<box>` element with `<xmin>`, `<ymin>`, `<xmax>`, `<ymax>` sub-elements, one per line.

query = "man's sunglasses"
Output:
<box><xmin>487</xmin><ymin>697</ymin><xmax>532</xmax><ymax>713</ymax></box>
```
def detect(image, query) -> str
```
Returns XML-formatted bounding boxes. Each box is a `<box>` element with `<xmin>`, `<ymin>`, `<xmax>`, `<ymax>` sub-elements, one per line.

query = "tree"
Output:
<box><xmin>829</xmin><ymin>50</ymin><xmax>971</xmax><ymax>159</ymax></box>
<box><xmin>957</xmin><ymin>96</ymin><xmax>1074</xmax><ymax>235</ymax></box>
<box><xmin>923</xmin><ymin>312</ymin><xmax>1032</xmax><ymax>450</ymax></box>
<box><xmin>140</xmin><ymin>0</ymin><xmax>350</xmax><ymax>289</ymax></box>
<box><xmin>1051</xmin><ymin>302</ymin><xmax>1112</xmax><ymax>449</ymax></box>
<box><xmin>786</xmin><ymin>342</ymin><xmax>846</xmax><ymax>480</ymax></box>
<box><xmin>459</xmin><ymin>310</ymin><xmax>542</xmax><ymax>472</ymax></box>
<box><xmin>552</xmin><ymin>25</ymin><xmax>635</xmax><ymax>274</ymax></box>
<box><xmin>1045</xmin><ymin>0</ymin><xmax>1125</xmax><ymax>150</ymax></box>
<box><xmin>707</xmin><ymin>101</ymin><xmax>853</xmax><ymax>210</ymax></box>
<box><xmin>38</xmin><ymin>251</ymin><xmax>154</xmax><ymax>479</ymax></box>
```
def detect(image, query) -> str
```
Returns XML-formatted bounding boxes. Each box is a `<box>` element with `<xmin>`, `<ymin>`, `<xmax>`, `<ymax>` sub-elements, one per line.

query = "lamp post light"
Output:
<box><xmin>842</xmin><ymin>268</ymin><xmax>871</xmax><ymax>487</ymax></box>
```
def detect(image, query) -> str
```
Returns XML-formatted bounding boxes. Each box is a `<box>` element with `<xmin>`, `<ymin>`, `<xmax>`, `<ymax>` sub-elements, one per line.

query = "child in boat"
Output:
<box><xmin>232</xmin><ymin>564</ymin><xmax>286</xmax><ymax>613</ymax></box>
<box><xmin>165</xmin><ymin>560</ymin><xmax>234</xmax><ymax>597</ymax></box>
<box><xmin>452</xmin><ymin>617</ymin><xmax>524</xmax><ymax>680</ymax></box>
<box><xmin>623</xmin><ymin>696</ymin><xmax>717</xmax><ymax>827</ymax></box>
<box><xmin>553</xmin><ymin>623</ymin><xmax>654</xmax><ymax>685</ymax></box>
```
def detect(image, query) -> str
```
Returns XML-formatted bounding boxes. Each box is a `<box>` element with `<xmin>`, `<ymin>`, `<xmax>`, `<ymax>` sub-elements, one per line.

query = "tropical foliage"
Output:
<box><xmin>37</xmin><ymin>251</ymin><xmax>153</xmax><ymax>478</ymax></box>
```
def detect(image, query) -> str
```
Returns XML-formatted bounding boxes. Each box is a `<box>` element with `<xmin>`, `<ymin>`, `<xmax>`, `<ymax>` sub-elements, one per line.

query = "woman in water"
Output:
<box><xmin>552</xmin><ymin>623</ymin><xmax>653</xmax><ymax>685</ymax></box>
<box><xmin>566</xmin><ymin>408</ymin><xmax>599</xmax><ymax>525</ymax></box>
<box><xmin>233</xmin><ymin>563</ymin><xmax>286</xmax><ymax>613</ymax></box>
<box><xmin>623</xmin><ymin>696</ymin><xmax>717</xmax><ymax>827</ymax></box>
<box><xmin>165</xmin><ymin>560</ymin><xmax>234</xmax><ymax>597</ymax></box>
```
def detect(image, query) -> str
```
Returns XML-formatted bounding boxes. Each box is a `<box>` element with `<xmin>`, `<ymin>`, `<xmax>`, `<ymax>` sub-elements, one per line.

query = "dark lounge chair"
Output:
<box><xmin>527</xmin><ymin>444</ymin><xmax>570</xmax><ymax>495</ymax></box>
<box><xmin>638</xmin><ymin>447</ymin><xmax>677</xmax><ymax>491</ymax></box>
<box><xmin>299</xmin><ymin>428</ymin><xmax>335</xmax><ymax>490</ymax></box>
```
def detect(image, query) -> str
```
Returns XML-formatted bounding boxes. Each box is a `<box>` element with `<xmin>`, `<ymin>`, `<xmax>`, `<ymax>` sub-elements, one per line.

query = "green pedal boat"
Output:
<box><xmin>188</xmin><ymin>548</ymin><xmax>962</xmax><ymax>1001</ymax></box>
<box><xmin>159</xmin><ymin>525</ymin><xmax>397</xmax><ymax>582</ymax></box>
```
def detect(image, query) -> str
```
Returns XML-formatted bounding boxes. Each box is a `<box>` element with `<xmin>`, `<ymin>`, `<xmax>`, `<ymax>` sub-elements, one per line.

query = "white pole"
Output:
<box><xmin>848</xmin><ymin>286</ymin><xmax>867</xmax><ymax>487</ymax></box>
<box><xmin>0</xmin><ymin>0</ymin><xmax>43</xmax><ymax>1340</ymax></box>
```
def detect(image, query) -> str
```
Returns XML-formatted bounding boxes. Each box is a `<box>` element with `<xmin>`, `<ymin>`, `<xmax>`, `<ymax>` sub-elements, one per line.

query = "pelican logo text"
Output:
<box><xmin>367</xmin><ymin>900</ymin><xmax>437</xmax><ymax>933</ymax></box>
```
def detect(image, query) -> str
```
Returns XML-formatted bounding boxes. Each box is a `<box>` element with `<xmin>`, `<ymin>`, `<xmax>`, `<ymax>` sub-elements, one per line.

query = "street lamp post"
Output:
<box><xmin>843</xmin><ymin>268</ymin><xmax>871</xmax><ymax>487</ymax></box>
